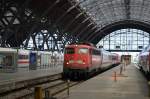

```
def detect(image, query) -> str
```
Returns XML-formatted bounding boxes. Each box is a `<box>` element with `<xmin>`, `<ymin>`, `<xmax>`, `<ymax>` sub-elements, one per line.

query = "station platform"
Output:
<box><xmin>57</xmin><ymin>63</ymin><xmax>150</xmax><ymax>99</ymax></box>
<box><xmin>0</xmin><ymin>65</ymin><xmax>63</xmax><ymax>94</ymax></box>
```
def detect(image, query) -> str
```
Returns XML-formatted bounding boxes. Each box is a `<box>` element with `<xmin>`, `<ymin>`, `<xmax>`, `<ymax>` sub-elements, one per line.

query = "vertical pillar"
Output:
<box><xmin>15</xmin><ymin>47</ymin><xmax>19</xmax><ymax>72</ymax></box>
<box><xmin>102</xmin><ymin>39</ymin><xmax>104</xmax><ymax>48</ymax></box>
<box><xmin>109</xmin><ymin>34</ymin><xmax>110</xmax><ymax>51</ymax></box>
<box><xmin>143</xmin><ymin>31</ymin><xmax>144</xmax><ymax>49</ymax></box>
<box><xmin>34</xmin><ymin>86</ymin><xmax>42</xmax><ymax>99</ymax></box>
<box><xmin>126</xmin><ymin>29</ymin><xmax>128</xmax><ymax>50</ymax></box>
<box><xmin>114</xmin><ymin>71</ymin><xmax>117</xmax><ymax>82</ymax></box>
<box><xmin>137</xmin><ymin>30</ymin><xmax>138</xmax><ymax>50</ymax></box>
<box><xmin>67</xmin><ymin>79</ymin><xmax>70</xmax><ymax>96</ymax></box>
<box><xmin>120</xmin><ymin>30</ymin><xmax>121</xmax><ymax>50</ymax></box>
<box><xmin>149</xmin><ymin>33</ymin><xmax>150</xmax><ymax>45</ymax></box>
<box><xmin>120</xmin><ymin>66</ymin><xmax>123</xmax><ymax>75</ymax></box>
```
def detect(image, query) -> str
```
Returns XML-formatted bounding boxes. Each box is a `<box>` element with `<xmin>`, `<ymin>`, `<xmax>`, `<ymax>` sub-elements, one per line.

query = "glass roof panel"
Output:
<box><xmin>97</xmin><ymin>28</ymin><xmax>150</xmax><ymax>51</ymax></box>
<box><xmin>78</xmin><ymin>0</ymin><xmax>150</xmax><ymax>30</ymax></box>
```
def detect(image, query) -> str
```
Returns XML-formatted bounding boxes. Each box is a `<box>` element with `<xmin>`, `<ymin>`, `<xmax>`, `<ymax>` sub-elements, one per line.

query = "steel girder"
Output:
<box><xmin>2</xmin><ymin>0</ymin><xmax>150</xmax><ymax>50</ymax></box>
<box><xmin>0</xmin><ymin>0</ymin><xmax>98</xmax><ymax>51</ymax></box>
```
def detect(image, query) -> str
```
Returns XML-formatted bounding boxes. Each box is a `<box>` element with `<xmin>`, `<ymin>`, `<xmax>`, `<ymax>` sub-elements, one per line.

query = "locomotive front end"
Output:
<box><xmin>63</xmin><ymin>45</ymin><xmax>91</xmax><ymax>79</ymax></box>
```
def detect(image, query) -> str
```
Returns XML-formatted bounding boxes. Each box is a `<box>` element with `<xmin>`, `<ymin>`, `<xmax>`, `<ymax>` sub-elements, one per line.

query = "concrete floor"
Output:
<box><xmin>56</xmin><ymin>64</ymin><xmax>150</xmax><ymax>99</ymax></box>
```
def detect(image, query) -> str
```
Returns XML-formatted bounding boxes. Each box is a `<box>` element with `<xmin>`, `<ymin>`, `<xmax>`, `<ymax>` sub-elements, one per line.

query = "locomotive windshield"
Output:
<box><xmin>78</xmin><ymin>48</ymin><xmax>89</xmax><ymax>54</ymax></box>
<box><xmin>65</xmin><ymin>48</ymin><xmax>75</xmax><ymax>54</ymax></box>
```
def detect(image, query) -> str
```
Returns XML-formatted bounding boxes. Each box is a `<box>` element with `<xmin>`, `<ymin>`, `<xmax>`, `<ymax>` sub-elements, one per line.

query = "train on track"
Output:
<box><xmin>63</xmin><ymin>42</ymin><xmax>120</xmax><ymax>79</ymax></box>
<box><xmin>138</xmin><ymin>45</ymin><xmax>150</xmax><ymax>78</ymax></box>
<box><xmin>0</xmin><ymin>47</ymin><xmax>63</xmax><ymax>72</ymax></box>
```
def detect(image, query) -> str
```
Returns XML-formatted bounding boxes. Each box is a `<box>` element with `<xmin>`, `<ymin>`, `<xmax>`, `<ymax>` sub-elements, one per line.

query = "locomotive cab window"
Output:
<box><xmin>92</xmin><ymin>49</ymin><xmax>101</xmax><ymax>55</ymax></box>
<box><xmin>65</xmin><ymin>48</ymin><xmax>75</xmax><ymax>54</ymax></box>
<box><xmin>78</xmin><ymin>48</ymin><xmax>89</xmax><ymax>54</ymax></box>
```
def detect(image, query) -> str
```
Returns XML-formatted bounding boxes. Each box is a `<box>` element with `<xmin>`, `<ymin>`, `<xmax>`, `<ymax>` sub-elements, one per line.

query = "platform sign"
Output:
<box><xmin>29</xmin><ymin>52</ymin><xmax>37</xmax><ymax>70</ymax></box>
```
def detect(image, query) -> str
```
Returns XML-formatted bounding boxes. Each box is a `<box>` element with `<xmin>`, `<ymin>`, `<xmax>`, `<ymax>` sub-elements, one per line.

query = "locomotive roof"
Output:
<box><xmin>69</xmin><ymin>42</ymin><xmax>95</xmax><ymax>47</ymax></box>
<box><xmin>65</xmin><ymin>43</ymin><xmax>100</xmax><ymax>49</ymax></box>
<box><xmin>66</xmin><ymin>44</ymin><xmax>93</xmax><ymax>48</ymax></box>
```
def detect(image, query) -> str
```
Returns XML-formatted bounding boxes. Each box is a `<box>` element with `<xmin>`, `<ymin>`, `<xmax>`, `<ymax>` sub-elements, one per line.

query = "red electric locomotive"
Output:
<box><xmin>63</xmin><ymin>42</ymin><xmax>118</xmax><ymax>79</ymax></box>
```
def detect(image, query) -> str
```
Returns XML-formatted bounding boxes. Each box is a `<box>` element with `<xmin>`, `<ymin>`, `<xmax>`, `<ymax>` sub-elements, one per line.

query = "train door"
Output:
<box><xmin>29</xmin><ymin>52</ymin><xmax>37</xmax><ymax>70</ymax></box>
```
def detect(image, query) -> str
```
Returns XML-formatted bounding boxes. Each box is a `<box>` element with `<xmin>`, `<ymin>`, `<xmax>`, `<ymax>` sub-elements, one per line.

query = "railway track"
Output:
<box><xmin>17</xmin><ymin>80</ymin><xmax>83</xmax><ymax>99</ymax></box>
<box><xmin>0</xmin><ymin>74</ymin><xmax>83</xmax><ymax>99</ymax></box>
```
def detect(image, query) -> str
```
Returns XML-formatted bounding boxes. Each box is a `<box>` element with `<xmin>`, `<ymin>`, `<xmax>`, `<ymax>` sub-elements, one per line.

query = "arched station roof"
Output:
<box><xmin>78</xmin><ymin>0</ymin><xmax>150</xmax><ymax>43</ymax></box>
<box><xmin>1</xmin><ymin>0</ymin><xmax>150</xmax><ymax>47</ymax></box>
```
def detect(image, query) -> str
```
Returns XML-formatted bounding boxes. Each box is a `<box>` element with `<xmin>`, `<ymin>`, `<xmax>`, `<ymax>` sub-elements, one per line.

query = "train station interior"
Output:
<box><xmin>1</xmin><ymin>0</ymin><xmax>150</xmax><ymax>99</ymax></box>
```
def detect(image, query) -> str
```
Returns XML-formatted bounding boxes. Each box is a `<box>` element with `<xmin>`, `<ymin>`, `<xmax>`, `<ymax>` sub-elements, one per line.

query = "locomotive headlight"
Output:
<box><xmin>69</xmin><ymin>60</ymin><xmax>74</xmax><ymax>63</ymax></box>
<box><xmin>77</xmin><ymin>60</ymin><xmax>84</xmax><ymax>64</ymax></box>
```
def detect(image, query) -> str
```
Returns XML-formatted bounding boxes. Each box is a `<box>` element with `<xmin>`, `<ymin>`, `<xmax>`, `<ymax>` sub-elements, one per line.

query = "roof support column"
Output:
<box><xmin>124</xmin><ymin>0</ymin><xmax>130</xmax><ymax>19</ymax></box>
